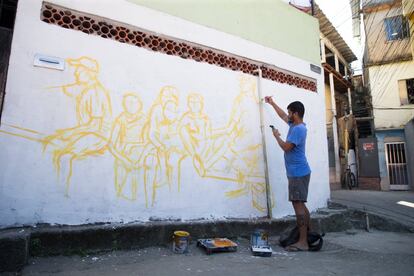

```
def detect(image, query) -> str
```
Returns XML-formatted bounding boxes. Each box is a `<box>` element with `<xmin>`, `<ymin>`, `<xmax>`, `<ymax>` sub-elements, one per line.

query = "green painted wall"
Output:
<box><xmin>128</xmin><ymin>0</ymin><xmax>321</xmax><ymax>64</ymax></box>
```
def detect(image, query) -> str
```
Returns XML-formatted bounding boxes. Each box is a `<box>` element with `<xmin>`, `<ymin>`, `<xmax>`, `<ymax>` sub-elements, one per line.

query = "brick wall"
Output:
<box><xmin>358</xmin><ymin>177</ymin><xmax>381</xmax><ymax>190</ymax></box>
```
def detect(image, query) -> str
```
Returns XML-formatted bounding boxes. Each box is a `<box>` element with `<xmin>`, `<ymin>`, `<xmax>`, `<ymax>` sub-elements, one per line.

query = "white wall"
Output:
<box><xmin>0</xmin><ymin>0</ymin><xmax>328</xmax><ymax>227</ymax></box>
<box><xmin>369</xmin><ymin>61</ymin><xmax>414</xmax><ymax>129</ymax></box>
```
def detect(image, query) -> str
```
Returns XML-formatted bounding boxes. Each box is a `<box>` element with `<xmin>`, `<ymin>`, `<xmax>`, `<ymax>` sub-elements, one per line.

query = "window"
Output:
<box><xmin>324</xmin><ymin>46</ymin><xmax>335</xmax><ymax>68</ymax></box>
<box><xmin>399</xmin><ymin>78</ymin><xmax>414</xmax><ymax>105</ymax></box>
<box><xmin>338</xmin><ymin>61</ymin><xmax>345</xmax><ymax>76</ymax></box>
<box><xmin>384</xmin><ymin>16</ymin><xmax>410</xmax><ymax>41</ymax></box>
<box><xmin>407</xmin><ymin>79</ymin><xmax>414</xmax><ymax>104</ymax></box>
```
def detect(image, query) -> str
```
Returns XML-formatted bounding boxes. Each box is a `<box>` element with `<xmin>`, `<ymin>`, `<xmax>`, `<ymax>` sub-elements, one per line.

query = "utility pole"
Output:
<box><xmin>311</xmin><ymin>0</ymin><xmax>315</xmax><ymax>16</ymax></box>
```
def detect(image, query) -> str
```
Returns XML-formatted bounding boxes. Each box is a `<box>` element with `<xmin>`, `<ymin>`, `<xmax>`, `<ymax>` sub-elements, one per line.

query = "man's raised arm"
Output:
<box><xmin>264</xmin><ymin>96</ymin><xmax>288</xmax><ymax>124</ymax></box>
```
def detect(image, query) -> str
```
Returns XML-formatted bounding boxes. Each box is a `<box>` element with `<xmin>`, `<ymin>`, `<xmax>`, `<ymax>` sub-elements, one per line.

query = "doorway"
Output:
<box><xmin>385</xmin><ymin>142</ymin><xmax>410</xmax><ymax>190</ymax></box>
<box><xmin>0</xmin><ymin>0</ymin><xmax>18</xmax><ymax>119</ymax></box>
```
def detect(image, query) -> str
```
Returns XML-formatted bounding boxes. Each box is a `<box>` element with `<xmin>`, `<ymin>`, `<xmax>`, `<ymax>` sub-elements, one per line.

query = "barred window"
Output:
<box><xmin>407</xmin><ymin>79</ymin><xmax>414</xmax><ymax>105</ymax></box>
<box><xmin>384</xmin><ymin>16</ymin><xmax>410</xmax><ymax>41</ymax></box>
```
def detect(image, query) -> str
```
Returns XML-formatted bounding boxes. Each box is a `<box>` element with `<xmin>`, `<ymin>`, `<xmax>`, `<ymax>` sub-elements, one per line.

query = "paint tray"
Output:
<box><xmin>197</xmin><ymin>238</ymin><xmax>238</xmax><ymax>255</ymax></box>
<box><xmin>251</xmin><ymin>245</ymin><xmax>273</xmax><ymax>257</ymax></box>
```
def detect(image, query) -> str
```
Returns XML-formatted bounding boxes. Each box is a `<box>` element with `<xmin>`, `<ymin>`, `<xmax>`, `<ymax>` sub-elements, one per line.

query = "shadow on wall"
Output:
<box><xmin>0</xmin><ymin>56</ymin><xmax>274</xmax><ymax>212</ymax></box>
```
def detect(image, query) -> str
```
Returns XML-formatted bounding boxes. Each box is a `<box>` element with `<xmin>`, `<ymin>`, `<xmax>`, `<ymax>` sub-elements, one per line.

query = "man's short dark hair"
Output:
<box><xmin>287</xmin><ymin>101</ymin><xmax>305</xmax><ymax>118</ymax></box>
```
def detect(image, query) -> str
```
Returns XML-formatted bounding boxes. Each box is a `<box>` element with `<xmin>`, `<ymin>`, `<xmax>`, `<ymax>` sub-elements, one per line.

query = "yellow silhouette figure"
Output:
<box><xmin>179</xmin><ymin>93</ymin><xmax>228</xmax><ymax>178</ymax></box>
<box><xmin>197</xmin><ymin>76</ymin><xmax>269</xmax><ymax>212</ymax></box>
<box><xmin>0</xmin><ymin>60</ymin><xmax>270</xmax><ymax>212</ymax></box>
<box><xmin>179</xmin><ymin>93</ymin><xmax>212</xmax><ymax>176</ymax></box>
<box><xmin>43</xmin><ymin>56</ymin><xmax>112</xmax><ymax>196</ymax></box>
<box><xmin>109</xmin><ymin>93</ymin><xmax>156</xmax><ymax>206</ymax></box>
<box><xmin>146</xmin><ymin>86</ymin><xmax>187</xmax><ymax>204</ymax></box>
<box><xmin>223</xmin><ymin>76</ymin><xmax>268</xmax><ymax>212</ymax></box>
<box><xmin>172</xmin><ymin>77</ymin><xmax>270</xmax><ymax>212</ymax></box>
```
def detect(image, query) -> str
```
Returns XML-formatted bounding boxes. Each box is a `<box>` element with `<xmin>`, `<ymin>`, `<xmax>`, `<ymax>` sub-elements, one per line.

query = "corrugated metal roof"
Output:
<box><xmin>314</xmin><ymin>4</ymin><xmax>358</xmax><ymax>64</ymax></box>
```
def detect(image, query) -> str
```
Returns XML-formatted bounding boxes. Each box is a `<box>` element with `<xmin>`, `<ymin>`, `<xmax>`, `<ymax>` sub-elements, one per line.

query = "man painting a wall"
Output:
<box><xmin>265</xmin><ymin>96</ymin><xmax>311</xmax><ymax>251</ymax></box>
<box><xmin>0</xmin><ymin>0</ymin><xmax>328</xmax><ymax>227</ymax></box>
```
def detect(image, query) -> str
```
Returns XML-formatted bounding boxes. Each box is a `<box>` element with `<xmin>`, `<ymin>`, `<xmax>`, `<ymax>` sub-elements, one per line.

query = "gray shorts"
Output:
<box><xmin>288</xmin><ymin>174</ymin><xmax>311</xmax><ymax>202</ymax></box>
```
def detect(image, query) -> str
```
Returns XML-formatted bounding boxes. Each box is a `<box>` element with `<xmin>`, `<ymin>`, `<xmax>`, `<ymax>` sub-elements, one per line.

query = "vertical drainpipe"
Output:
<box><xmin>256</xmin><ymin>68</ymin><xmax>273</xmax><ymax>219</ymax></box>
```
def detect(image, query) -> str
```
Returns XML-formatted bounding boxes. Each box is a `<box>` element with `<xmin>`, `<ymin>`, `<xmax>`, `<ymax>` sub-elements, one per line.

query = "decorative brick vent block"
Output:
<box><xmin>41</xmin><ymin>2</ymin><xmax>317</xmax><ymax>92</ymax></box>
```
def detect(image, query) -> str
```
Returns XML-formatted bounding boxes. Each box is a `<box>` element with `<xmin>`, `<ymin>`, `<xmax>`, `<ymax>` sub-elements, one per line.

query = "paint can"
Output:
<box><xmin>250</xmin><ymin>229</ymin><xmax>268</xmax><ymax>247</ymax></box>
<box><xmin>172</xmin><ymin>231</ymin><xmax>190</xmax><ymax>254</ymax></box>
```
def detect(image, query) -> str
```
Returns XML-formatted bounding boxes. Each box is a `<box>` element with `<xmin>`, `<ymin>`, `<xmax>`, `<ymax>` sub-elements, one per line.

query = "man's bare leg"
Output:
<box><xmin>304</xmin><ymin>204</ymin><xmax>311</xmax><ymax>230</ymax></box>
<box><xmin>288</xmin><ymin>201</ymin><xmax>309</xmax><ymax>251</ymax></box>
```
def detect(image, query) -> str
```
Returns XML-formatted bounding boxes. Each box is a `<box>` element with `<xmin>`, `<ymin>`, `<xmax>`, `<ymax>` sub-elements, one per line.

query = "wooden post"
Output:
<box><xmin>330</xmin><ymin>73</ymin><xmax>341</xmax><ymax>183</ymax></box>
<box><xmin>348</xmin><ymin>87</ymin><xmax>353</xmax><ymax>115</ymax></box>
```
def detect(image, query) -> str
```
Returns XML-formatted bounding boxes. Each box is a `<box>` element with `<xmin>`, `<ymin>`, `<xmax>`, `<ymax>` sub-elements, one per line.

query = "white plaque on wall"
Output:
<box><xmin>34</xmin><ymin>54</ymin><xmax>65</xmax><ymax>71</ymax></box>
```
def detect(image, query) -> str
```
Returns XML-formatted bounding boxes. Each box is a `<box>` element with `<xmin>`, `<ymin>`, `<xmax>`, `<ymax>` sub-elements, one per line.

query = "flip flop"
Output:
<box><xmin>285</xmin><ymin>245</ymin><xmax>308</xmax><ymax>252</ymax></box>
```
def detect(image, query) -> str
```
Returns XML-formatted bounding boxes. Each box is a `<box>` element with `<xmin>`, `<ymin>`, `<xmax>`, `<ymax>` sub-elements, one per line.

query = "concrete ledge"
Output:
<box><xmin>26</xmin><ymin>212</ymin><xmax>354</xmax><ymax>257</ymax></box>
<box><xmin>0</xmin><ymin>229</ymin><xmax>29</xmax><ymax>272</ymax></box>
<box><xmin>28</xmin><ymin>219</ymin><xmax>295</xmax><ymax>257</ymax></box>
<box><xmin>1</xmin><ymin>206</ymin><xmax>413</xmax><ymax>272</ymax></box>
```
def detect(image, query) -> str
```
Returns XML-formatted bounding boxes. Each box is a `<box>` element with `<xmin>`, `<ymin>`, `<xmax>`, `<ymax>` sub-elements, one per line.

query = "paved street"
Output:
<box><xmin>2</xmin><ymin>190</ymin><xmax>413</xmax><ymax>275</ymax></box>
<box><xmin>331</xmin><ymin>190</ymin><xmax>414</xmax><ymax>227</ymax></box>
<box><xmin>16</xmin><ymin>230</ymin><xmax>414</xmax><ymax>276</ymax></box>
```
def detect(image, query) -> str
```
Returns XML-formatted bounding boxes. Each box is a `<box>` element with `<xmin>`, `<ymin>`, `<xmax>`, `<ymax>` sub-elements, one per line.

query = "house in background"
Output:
<box><xmin>402</xmin><ymin>0</ymin><xmax>414</xmax><ymax>190</ymax></box>
<box><xmin>290</xmin><ymin>0</ymin><xmax>360</xmax><ymax>191</ymax></box>
<box><xmin>314</xmin><ymin>4</ymin><xmax>358</xmax><ymax>190</ymax></box>
<box><xmin>358</xmin><ymin>0</ymin><xmax>414</xmax><ymax>191</ymax></box>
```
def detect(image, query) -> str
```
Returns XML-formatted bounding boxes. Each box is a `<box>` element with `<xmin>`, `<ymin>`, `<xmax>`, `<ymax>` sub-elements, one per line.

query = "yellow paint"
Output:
<box><xmin>43</xmin><ymin>56</ymin><xmax>112</xmax><ymax>196</ymax></box>
<box><xmin>109</xmin><ymin>93</ymin><xmax>154</xmax><ymax>206</ymax></box>
<box><xmin>146</xmin><ymin>86</ymin><xmax>187</xmax><ymax>205</ymax></box>
<box><xmin>4</xmin><ymin>124</ymin><xmax>43</xmax><ymax>134</ymax></box>
<box><xmin>212</xmin><ymin>238</ymin><xmax>237</xmax><ymax>247</ymax></box>
<box><xmin>178</xmin><ymin>76</ymin><xmax>270</xmax><ymax>212</ymax></box>
<box><xmin>0</xmin><ymin>57</ymin><xmax>272</xmax><ymax>213</ymax></box>
<box><xmin>0</xmin><ymin>130</ymin><xmax>45</xmax><ymax>144</ymax></box>
<box><xmin>0</xmin><ymin>124</ymin><xmax>58</xmax><ymax>146</ymax></box>
<box><xmin>210</xmin><ymin>76</ymin><xmax>269</xmax><ymax>212</ymax></box>
<box><xmin>179</xmin><ymin>93</ymin><xmax>215</xmax><ymax>177</ymax></box>
<box><xmin>174</xmin><ymin>230</ymin><xmax>190</xmax><ymax>237</ymax></box>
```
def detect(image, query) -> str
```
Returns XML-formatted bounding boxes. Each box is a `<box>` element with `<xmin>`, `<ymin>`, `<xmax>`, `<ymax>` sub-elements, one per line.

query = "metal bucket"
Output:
<box><xmin>250</xmin><ymin>229</ymin><xmax>268</xmax><ymax>247</ymax></box>
<box><xmin>172</xmin><ymin>231</ymin><xmax>190</xmax><ymax>254</ymax></box>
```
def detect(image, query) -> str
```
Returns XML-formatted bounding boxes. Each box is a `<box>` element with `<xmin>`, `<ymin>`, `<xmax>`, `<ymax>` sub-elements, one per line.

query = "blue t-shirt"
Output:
<box><xmin>284</xmin><ymin>122</ymin><xmax>311</xmax><ymax>177</ymax></box>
